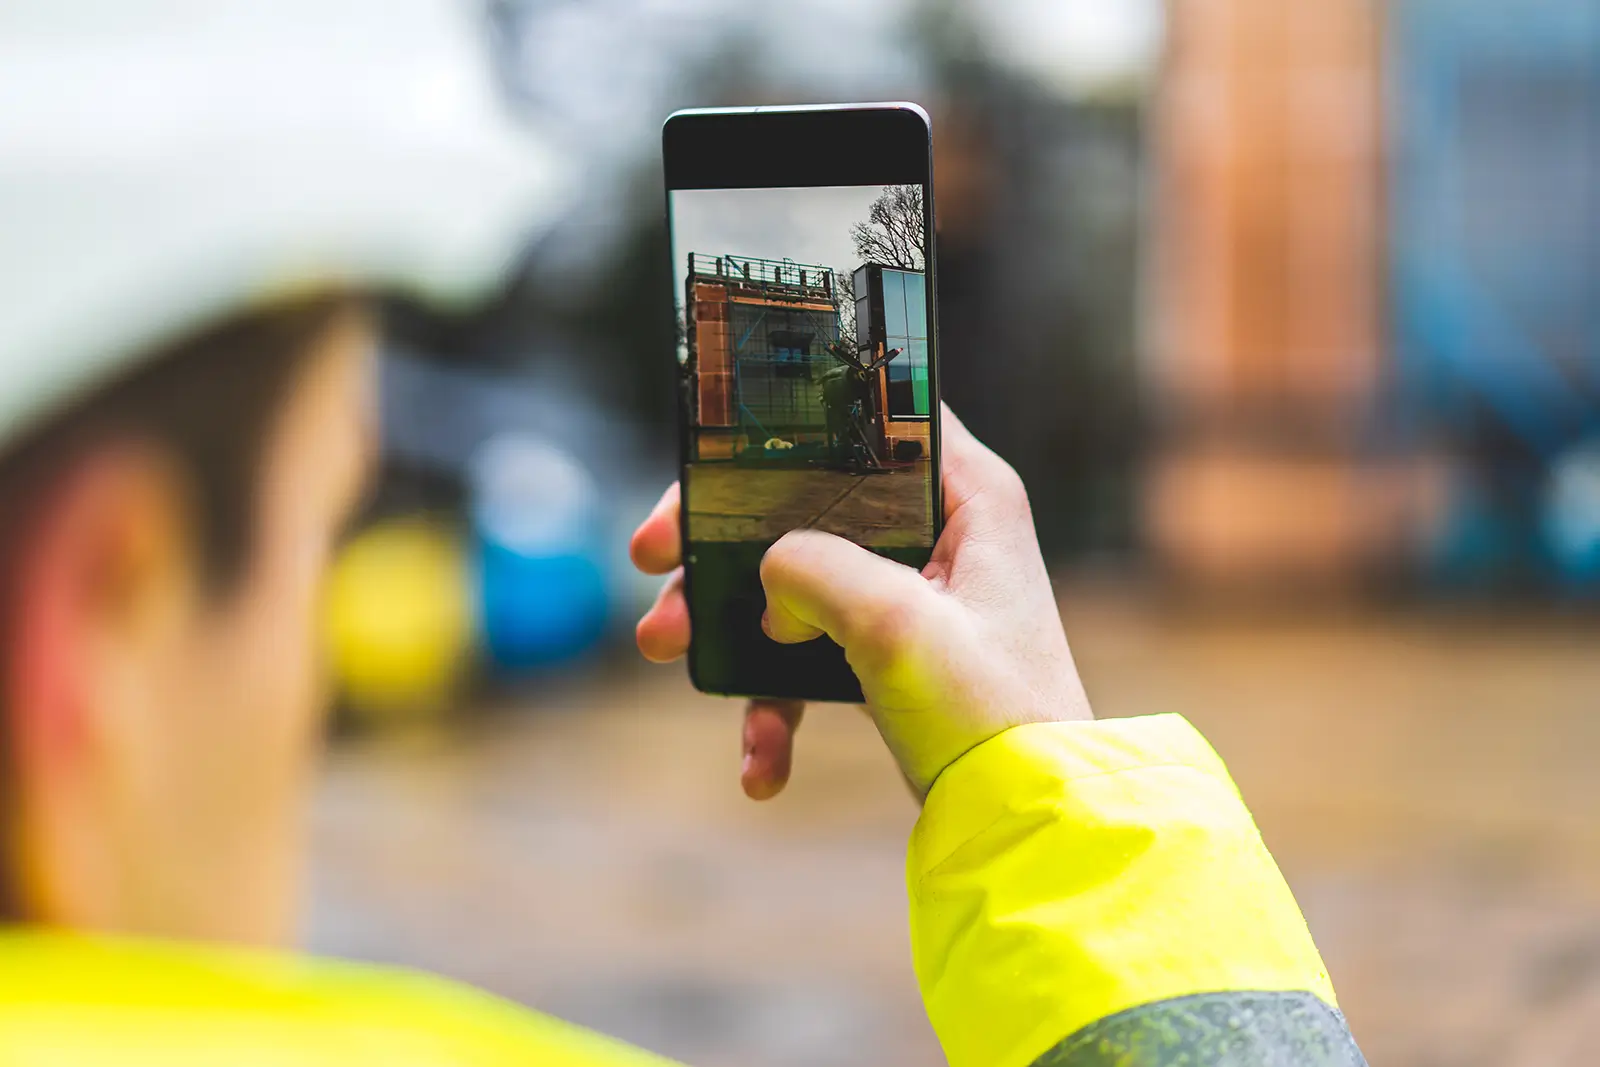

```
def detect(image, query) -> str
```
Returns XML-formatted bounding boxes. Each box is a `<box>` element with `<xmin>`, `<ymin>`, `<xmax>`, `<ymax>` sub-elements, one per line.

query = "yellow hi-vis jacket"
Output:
<box><xmin>0</xmin><ymin>715</ymin><xmax>1366</xmax><ymax>1066</ymax></box>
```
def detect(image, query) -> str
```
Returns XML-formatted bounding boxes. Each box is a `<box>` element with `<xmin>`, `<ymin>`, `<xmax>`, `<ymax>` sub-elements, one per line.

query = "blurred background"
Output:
<box><xmin>313</xmin><ymin>0</ymin><xmax>1600</xmax><ymax>1063</ymax></box>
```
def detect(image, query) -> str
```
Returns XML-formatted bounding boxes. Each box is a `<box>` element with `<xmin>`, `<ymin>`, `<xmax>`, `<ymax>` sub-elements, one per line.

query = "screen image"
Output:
<box><xmin>671</xmin><ymin>183</ymin><xmax>935</xmax><ymax>694</ymax></box>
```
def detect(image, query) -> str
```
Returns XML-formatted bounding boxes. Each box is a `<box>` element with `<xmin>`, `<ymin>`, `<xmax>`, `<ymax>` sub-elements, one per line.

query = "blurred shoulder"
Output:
<box><xmin>0</xmin><ymin>927</ymin><xmax>674</xmax><ymax>1067</ymax></box>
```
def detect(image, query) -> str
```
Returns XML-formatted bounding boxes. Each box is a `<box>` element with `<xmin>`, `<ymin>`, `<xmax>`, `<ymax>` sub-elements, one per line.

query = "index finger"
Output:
<box><xmin>937</xmin><ymin>403</ymin><xmax>1025</xmax><ymax>522</ymax></box>
<box><xmin>629</xmin><ymin>482</ymin><xmax>681</xmax><ymax>576</ymax></box>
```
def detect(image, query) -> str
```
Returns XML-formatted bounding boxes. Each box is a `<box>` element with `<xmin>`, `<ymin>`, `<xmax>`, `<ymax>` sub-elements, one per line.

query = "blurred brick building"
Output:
<box><xmin>1145</xmin><ymin>0</ymin><xmax>1426</xmax><ymax>591</ymax></box>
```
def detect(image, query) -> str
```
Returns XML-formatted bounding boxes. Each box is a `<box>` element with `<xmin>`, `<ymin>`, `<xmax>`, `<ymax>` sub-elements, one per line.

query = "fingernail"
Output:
<box><xmin>741</xmin><ymin>751</ymin><xmax>753</xmax><ymax>778</ymax></box>
<box><xmin>760</xmin><ymin>611</ymin><xmax>773</xmax><ymax>638</ymax></box>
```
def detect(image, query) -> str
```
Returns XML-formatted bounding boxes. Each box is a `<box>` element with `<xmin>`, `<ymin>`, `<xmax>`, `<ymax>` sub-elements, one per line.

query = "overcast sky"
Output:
<box><xmin>669</xmin><ymin>184</ymin><xmax>891</xmax><ymax>300</ymax></box>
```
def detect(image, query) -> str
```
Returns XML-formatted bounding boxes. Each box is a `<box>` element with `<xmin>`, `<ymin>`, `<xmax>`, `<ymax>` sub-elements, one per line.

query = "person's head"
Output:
<box><xmin>0</xmin><ymin>297</ymin><xmax>377</xmax><ymax>944</ymax></box>
<box><xmin>0</xmin><ymin>0</ymin><xmax>567</xmax><ymax>945</ymax></box>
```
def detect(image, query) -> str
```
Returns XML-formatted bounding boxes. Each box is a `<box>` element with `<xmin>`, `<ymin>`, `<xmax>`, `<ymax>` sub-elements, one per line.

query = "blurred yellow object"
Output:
<box><xmin>323</xmin><ymin>519</ymin><xmax>473</xmax><ymax>725</ymax></box>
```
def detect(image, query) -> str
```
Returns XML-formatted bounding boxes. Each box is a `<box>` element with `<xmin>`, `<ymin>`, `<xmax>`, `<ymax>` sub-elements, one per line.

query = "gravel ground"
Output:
<box><xmin>309</xmin><ymin>587</ymin><xmax>1600</xmax><ymax>1066</ymax></box>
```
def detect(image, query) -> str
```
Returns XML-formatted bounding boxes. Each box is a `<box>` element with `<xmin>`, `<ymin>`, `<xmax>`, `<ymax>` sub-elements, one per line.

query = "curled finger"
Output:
<box><xmin>635</xmin><ymin>568</ymin><xmax>690</xmax><ymax>663</ymax></box>
<box><xmin>741</xmin><ymin>698</ymin><xmax>804</xmax><ymax>800</ymax></box>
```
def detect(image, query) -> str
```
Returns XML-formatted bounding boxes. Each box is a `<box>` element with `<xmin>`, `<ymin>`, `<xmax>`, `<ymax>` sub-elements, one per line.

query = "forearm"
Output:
<box><xmin>907</xmin><ymin>714</ymin><xmax>1365</xmax><ymax>1067</ymax></box>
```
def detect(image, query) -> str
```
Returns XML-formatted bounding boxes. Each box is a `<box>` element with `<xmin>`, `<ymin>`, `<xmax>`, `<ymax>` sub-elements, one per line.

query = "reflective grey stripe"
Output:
<box><xmin>1029</xmin><ymin>990</ymin><xmax>1367</xmax><ymax>1067</ymax></box>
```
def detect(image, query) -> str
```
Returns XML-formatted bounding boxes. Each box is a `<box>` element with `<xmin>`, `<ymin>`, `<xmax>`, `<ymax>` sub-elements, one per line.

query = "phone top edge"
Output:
<box><xmin>663</xmin><ymin>104</ymin><xmax>931</xmax><ymax>190</ymax></box>
<box><xmin>666</xmin><ymin>101</ymin><xmax>930</xmax><ymax>123</ymax></box>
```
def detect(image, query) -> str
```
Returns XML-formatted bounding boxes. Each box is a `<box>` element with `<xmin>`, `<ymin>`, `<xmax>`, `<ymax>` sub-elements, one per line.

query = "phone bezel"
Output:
<box><xmin>663</xmin><ymin>103</ymin><xmax>943</xmax><ymax>702</ymax></box>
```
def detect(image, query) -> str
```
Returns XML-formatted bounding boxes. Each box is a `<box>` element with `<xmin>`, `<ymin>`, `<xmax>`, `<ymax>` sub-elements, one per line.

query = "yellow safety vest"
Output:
<box><xmin>0</xmin><ymin>715</ymin><xmax>1364</xmax><ymax>1066</ymax></box>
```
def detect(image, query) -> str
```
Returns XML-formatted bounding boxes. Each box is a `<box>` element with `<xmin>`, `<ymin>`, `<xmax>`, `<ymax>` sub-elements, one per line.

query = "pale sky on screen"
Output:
<box><xmin>669</xmin><ymin>184</ymin><xmax>891</xmax><ymax>302</ymax></box>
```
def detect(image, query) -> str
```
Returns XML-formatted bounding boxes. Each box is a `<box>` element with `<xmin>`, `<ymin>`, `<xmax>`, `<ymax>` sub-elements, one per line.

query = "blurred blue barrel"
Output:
<box><xmin>469</xmin><ymin>434</ymin><xmax>611</xmax><ymax>672</ymax></box>
<box><xmin>1543</xmin><ymin>440</ymin><xmax>1600</xmax><ymax>588</ymax></box>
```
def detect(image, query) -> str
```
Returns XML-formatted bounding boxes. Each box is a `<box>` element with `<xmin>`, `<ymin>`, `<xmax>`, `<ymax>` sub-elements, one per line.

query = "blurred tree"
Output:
<box><xmin>916</xmin><ymin>7</ymin><xmax>1146</xmax><ymax>563</ymax></box>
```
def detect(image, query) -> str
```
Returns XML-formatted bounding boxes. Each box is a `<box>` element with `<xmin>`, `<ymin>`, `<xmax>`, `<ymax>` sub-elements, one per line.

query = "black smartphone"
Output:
<box><xmin>662</xmin><ymin>103</ymin><xmax>942</xmax><ymax>703</ymax></box>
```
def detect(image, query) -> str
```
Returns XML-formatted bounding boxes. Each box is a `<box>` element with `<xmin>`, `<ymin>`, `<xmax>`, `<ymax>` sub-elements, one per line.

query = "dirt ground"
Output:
<box><xmin>685</xmin><ymin>462</ymin><xmax>933</xmax><ymax>547</ymax></box>
<box><xmin>308</xmin><ymin>586</ymin><xmax>1600</xmax><ymax>1066</ymax></box>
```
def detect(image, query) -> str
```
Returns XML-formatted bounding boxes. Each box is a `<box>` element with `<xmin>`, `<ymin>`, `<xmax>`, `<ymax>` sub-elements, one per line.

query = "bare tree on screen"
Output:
<box><xmin>849</xmin><ymin>184</ymin><xmax>926</xmax><ymax>272</ymax></box>
<box><xmin>832</xmin><ymin>268</ymin><xmax>857</xmax><ymax>350</ymax></box>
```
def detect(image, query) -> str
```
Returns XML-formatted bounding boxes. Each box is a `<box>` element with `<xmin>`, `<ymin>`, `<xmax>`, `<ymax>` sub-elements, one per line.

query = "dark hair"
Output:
<box><xmin>0</xmin><ymin>296</ymin><xmax>358</xmax><ymax>590</ymax></box>
<box><xmin>0</xmin><ymin>296</ymin><xmax>358</xmax><ymax>919</ymax></box>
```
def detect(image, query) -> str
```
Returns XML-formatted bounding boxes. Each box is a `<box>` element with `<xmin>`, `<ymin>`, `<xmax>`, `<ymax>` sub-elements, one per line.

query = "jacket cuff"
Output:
<box><xmin>911</xmin><ymin>714</ymin><xmax>1238</xmax><ymax>882</ymax></box>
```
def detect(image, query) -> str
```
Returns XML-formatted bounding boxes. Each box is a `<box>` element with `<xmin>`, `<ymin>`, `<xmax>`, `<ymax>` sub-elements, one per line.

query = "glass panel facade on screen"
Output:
<box><xmin>855</xmin><ymin>263</ymin><xmax>930</xmax><ymax>419</ymax></box>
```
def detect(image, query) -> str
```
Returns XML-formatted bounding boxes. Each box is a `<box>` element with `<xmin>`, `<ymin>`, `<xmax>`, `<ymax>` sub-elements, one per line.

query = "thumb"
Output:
<box><xmin>760</xmin><ymin>529</ymin><xmax>933</xmax><ymax>651</ymax></box>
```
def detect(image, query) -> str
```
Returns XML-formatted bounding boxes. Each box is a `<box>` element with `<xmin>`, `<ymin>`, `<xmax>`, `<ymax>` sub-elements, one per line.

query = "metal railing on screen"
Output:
<box><xmin>687</xmin><ymin>253</ymin><xmax>836</xmax><ymax>297</ymax></box>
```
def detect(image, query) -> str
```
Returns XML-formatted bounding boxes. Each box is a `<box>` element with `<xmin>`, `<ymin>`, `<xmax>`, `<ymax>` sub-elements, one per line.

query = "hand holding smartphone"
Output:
<box><xmin>662</xmin><ymin>103</ymin><xmax>942</xmax><ymax>703</ymax></box>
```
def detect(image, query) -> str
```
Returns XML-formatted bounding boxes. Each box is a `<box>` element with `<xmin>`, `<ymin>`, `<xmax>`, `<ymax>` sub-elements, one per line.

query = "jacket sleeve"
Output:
<box><xmin>907</xmin><ymin>714</ymin><xmax>1367</xmax><ymax>1067</ymax></box>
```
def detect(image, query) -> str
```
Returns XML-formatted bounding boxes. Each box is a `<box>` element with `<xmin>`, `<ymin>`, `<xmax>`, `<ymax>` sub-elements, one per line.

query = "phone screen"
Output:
<box><xmin>665</xmin><ymin>110</ymin><xmax>939</xmax><ymax>701</ymax></box>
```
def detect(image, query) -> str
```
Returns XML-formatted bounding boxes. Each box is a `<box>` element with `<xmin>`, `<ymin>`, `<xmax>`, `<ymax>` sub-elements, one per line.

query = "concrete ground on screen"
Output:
<box><xmin>685</xmin><ymin>460</ymin><xmax>932</xmax><ymax>547</ymax></box>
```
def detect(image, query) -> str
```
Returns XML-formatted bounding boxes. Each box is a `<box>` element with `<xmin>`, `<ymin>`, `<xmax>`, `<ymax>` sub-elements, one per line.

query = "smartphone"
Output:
<box><xmin>662</xmin><ymin>103</ymin><xmax>942</xmax><ymax>703</ymax></box>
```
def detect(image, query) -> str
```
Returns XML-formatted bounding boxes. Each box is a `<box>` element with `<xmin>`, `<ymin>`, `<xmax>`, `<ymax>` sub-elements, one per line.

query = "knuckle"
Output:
<box><xmin>762</xmin><ymin>529</ymin><xmax>830</xmax><ymax>583</ymax></box>
<box><xmin>988</xmin><ymin>456</ymin><xmax>1030</xmax><ymax>509</ymax></box>
<box><xmin>848</xmin><ymin>596</ymin><xmax>925</xmax><ymax>675</ymax></box>
<box><xmin>758</xmin><ymin>531</ymin><xmax>804</xmax><ymax>587</ymax></box>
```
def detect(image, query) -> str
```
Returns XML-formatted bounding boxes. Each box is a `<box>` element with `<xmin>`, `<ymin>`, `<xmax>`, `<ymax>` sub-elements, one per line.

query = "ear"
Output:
<box><xmin>2</xmin><ymin>444</ymin><xmax>195</xmax><ymax>778</ymax></box>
